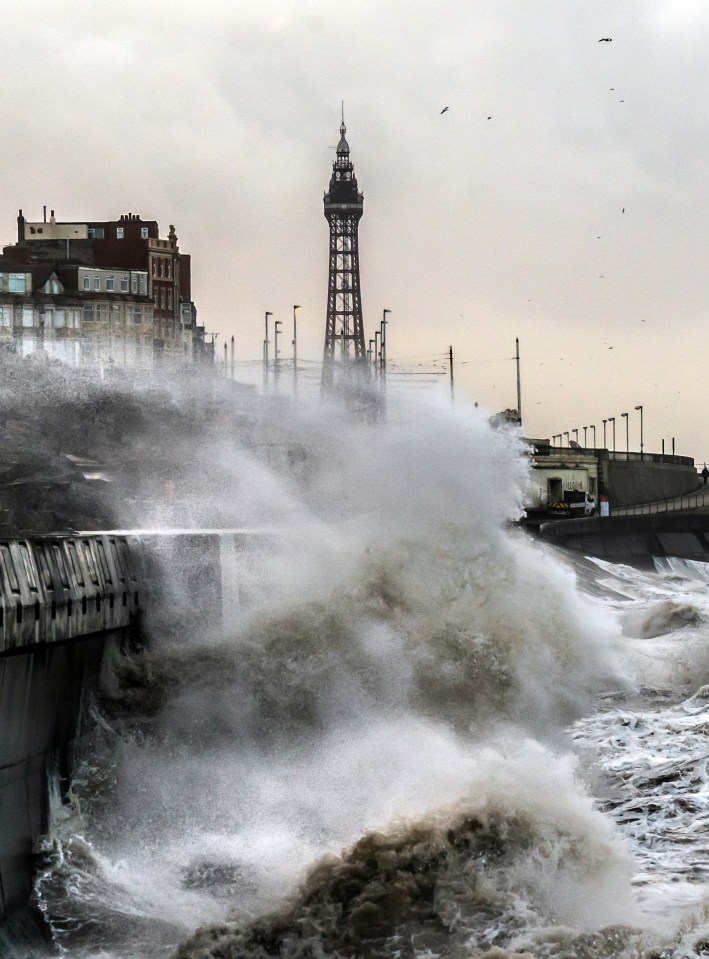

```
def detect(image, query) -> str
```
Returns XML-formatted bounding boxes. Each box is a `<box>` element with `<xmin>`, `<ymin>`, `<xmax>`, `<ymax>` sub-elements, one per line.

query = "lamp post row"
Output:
<box><xmin>260</xmin><ymin>307</ymin><xmax>391</xmax><ymax>389</ymax></box>
<box><xmin>555</xmin><ymin>408</ymin><xmax>644</xmax><ymax>456</ymax></box>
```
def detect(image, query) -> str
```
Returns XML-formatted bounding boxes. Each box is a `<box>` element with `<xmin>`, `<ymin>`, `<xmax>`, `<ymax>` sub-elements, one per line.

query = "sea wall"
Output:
<box><xmin>0</xmin><ymin>533</ymin><xmax>141</xmax><ymax>933</ymax></box>
<box><xmin>0</xmin><ymin>529</ymin><xmax>262</xmax><ymax>935</ymax></box>
<box><xmin>600</xmin><ymin>454</ymin><xmax>698</xmax><ymax>508</ymax></box>
<box><xmin>539</xmin><ymin>512</ymin><xmax>709</xmax><ymax>563</ymax></box>
<box><xmin>0</xmin><ymin>631</ymin><xmax>123</xmax><ymax>928</ymax></box>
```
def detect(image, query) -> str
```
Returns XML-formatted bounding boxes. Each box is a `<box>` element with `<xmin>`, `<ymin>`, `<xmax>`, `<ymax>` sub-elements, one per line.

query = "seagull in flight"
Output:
<box><xmin>440</xmin><ymin>106</ymin><xmax>449</xmax><ymax>114</ymax></box>
<box><xmin>598</xmin><ymin>37</ymin><xmax>612</xmax><ymax>42</ymax></box>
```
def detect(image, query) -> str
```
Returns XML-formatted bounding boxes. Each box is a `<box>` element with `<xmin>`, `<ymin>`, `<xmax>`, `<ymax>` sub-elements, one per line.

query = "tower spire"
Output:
<box><xmin>322</xmin><ymin>111</ymin><xmax>366</xmax><ymax>389</ymax></box>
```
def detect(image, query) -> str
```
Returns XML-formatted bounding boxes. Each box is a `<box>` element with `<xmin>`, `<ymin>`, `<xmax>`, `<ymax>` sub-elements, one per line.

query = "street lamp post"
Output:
<box><xmin>374</xmin><ymin>330</ymin><xmax>381</xmax><ymax>378</ymax></box>
<box><xmin>608</xmin><ymin>417</ymin><xmax>616</xmax><ymax>452</ymax></box>
<box><xmin>621</xmin><ymin>412</ymin><xmax>629</xmax><ymax>454</ymax></box>
<box><xmin>292</xmin><ymin>305</ymin><xmax>301</xmax><ymax>395</ymax></box>
<box><xmin>263</xmin><ymin>311</ymin><xmax>272</xmax><ymax>388</ymax></box>
<box><xmin>583</xmin><ymin>426</ymin><xmax>588</xmax><ymax>448</ymax></box>
<box><xmin>381</xmin><ymin>309</ymin><xmax>390</xmax><ymax>378</ymax></box>
<box><xmin>368</xmin><ymin>338</ymin><xmax>375</xmax><ymax>367</ymax></box>
<box><xmin>602</xmin><ymin>419</ymin><xmax>607</xmax><ymax>447</ymax></box>
<box><xmin>572</xmin><ymin>428</ymin><xmax>579</xmax><ymax>445</ymax></box>
<box><xmin>274</xmin><ymin>320</ymin><xmax>282</xmax><ymax>380</ymax></box>
<box><xmin>591</xmin><ymin>424</ymin><xmax>596</xmax><ymax>447</ymax></box>
<box><xmin>563</xmin><ymin>431</ymin><xmax>570</xmax><ymax>446</ymax></box>
<box><xmin>635</xmin><ymin>405</ymin><xmax>644</xmax><ymax>460</ymax></box>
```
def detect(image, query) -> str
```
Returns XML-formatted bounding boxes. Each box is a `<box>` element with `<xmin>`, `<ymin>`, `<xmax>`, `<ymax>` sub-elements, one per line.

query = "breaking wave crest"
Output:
<box><xmin>621</xmin><ymin>599</ymin><xmax>703</xmax><ymax>639</ymax></box>
<box><xmin>176</xmin><ymin>743</ymin><xmax>636</xmax><ymax>959</ymax></box>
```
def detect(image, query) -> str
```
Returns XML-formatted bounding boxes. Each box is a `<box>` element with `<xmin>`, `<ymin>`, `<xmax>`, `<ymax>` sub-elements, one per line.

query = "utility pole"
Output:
<box><xmin>449</xmin><ymin>345</ymin><xmax>454</xmax><ymax>404</ymax></box>
<box><xmin>515</xmin><ymin>337</ymin><xmax>522</xmax><ymax>424</ymax></box>
<box><xmin>230</xmin><ymin>335</ymin><xmax>235</xmax><ymax>380</ymax></box>
<box><xmin>293</xmin><ymin>305</ymin><xmax>301</xmax><ymax>395</ymax></box>
<box><xmin>223</xmin><ymin>341</ymin><xmax>228</xmax><ymax>374</ymax></box>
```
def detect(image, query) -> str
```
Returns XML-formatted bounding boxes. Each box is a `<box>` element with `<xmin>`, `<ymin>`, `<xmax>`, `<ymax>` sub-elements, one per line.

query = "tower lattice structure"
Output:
<box><xmin>322</xmin><ymin>116</ymin><xmax>366</xmax><ymax>388</ymax></box>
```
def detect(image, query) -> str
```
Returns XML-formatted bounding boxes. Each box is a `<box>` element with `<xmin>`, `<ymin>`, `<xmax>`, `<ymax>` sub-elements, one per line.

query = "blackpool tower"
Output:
<box><xmin>321</xmin><ymin>113</ymin><xmax>366</xmax><ymax>389</ymax></box>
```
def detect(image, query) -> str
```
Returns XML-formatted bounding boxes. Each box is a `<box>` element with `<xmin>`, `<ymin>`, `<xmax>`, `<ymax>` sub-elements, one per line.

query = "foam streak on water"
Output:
<box><xmin>17</xmin><ymin>391</ymin><xmax>709</xmax><ymax>958</ymax></box>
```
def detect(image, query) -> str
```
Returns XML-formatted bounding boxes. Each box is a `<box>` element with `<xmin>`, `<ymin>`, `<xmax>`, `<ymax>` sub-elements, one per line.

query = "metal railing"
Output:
<box><xmin>532</xmin><ymin>446</ymin><xmax>694</xmax><ymax>467</ymax></box>
<box><xmin>612</xmin><ymin>486</ymin><xmax>709</xmax><ymax>516</ymax></box>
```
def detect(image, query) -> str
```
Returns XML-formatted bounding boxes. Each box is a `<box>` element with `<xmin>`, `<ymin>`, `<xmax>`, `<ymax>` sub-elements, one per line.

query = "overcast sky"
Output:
<box><xmin>3</xmin><ymin>1</ymin><xmax>709</xmax><ymax>459</ymax></box>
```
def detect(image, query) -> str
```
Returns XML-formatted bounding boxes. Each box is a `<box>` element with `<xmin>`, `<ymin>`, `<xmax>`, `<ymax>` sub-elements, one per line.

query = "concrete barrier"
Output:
<box><xmin>539</xmin><ymin>512</ymin><xmax>709</xmax><ymax>563</ymax></box>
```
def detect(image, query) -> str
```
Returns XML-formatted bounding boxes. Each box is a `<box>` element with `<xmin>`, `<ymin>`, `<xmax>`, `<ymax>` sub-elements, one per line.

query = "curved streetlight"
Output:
<box><xmin>591</xmin><ymin>424</ymin><xmax>596</xmax><ymax>447</ymax></box>
<box><xmin>583</xmin><ymin>426</ymin><xmax>588</xmax><ymax>448</ymax></box>
<box><xmin>563</xmin><ymin>431</ymin><xmax>570</xmax><ymax>446</ymax></box>
<box><xmin>635</xmin><ymin>405</ymin><xmax>644</xmax><ymax>460</ymax></box>
<box><xmin>602</xmin><ymin>419</ymin><xmax>607</xmax><ymax>448</ymax></box>
<box><xmin>608</xmin><ymin>417</ymin><xmax>616</xmax><ymax>452</ymax></box>
<box><xmin>621</xmin><ymin>412</ymin><xmax>629</xmax><ymax>454</ymax></box>
<box><xmin>274</xmin><ymin>319</ymin><xmax>282</xmax><ymax>379</ymax></box>
<box><xmin>572</xmin><ymin>428</ymin><xmax>579</xmax><ymax>445</ymax></box>
<box><xmin>381</xmin><ymin>309</ymin><xmax>391</xmax><ymax>376</ymax></box>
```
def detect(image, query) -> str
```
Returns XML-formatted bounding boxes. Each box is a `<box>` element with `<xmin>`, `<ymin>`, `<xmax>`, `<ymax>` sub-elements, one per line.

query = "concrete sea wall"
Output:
<box><xmin>539</xmin><ymin>512</ymin><xmax>709</xmax><ymax>563</ymax></box>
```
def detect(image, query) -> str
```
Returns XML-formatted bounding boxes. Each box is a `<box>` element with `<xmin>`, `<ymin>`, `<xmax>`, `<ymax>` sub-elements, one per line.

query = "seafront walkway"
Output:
<box><xmin>611</xmin><ymin>483</ymin><xmax>709</xmax><ymax>517</ymax></box>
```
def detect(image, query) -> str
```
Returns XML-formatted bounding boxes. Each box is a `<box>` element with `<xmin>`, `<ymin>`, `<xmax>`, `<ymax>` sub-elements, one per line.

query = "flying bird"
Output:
<box><xmin>487</xmin><ymin>116</ymin><xmax>492</xmax><ymax>120</ymax></box>
<box><xmin>598</xmin><ymin>37</ymin><xmax>613</xmax><ymax>42</ymax></box>
<box><xmin>440</xmin><ymin>106</ymin><xmax>449</xmax><ymax>114</ymax></box>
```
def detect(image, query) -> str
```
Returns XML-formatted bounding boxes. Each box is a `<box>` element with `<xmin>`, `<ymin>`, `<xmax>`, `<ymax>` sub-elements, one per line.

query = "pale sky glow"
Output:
<box><xmin>4</xmin><ymin>1</ymin><xmax>709</xmax><ymax>459</ymax></box>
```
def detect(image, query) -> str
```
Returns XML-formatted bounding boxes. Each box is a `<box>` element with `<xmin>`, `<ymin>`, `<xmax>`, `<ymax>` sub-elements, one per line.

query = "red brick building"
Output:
<box><xmin>0</xmin><ymin>209</ymin><xmax>212</xmax><ymax>368</ymax></box>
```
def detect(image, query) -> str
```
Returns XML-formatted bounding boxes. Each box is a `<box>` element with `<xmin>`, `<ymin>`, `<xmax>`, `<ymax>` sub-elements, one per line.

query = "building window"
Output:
<box><xmin>0</xmin><ymin>306</ymin><xmax>11</xmax><ymax>327</ymax></box>
<box><xmin>84</xmin><ymin>304</ymin><xmax>93</xmax><ymax>324</ymax></box>
<box><xmin>83</xmin><ymin>275</ymin><xmax>90</xmax><ymax>291</ymax></box>
<box><xmin>88</xmin><ymin>227</ymin><xmax>105</xmax><ymax>239</ymax></box>
<box><xmin>141</xmin><ymin>227</ymin><xmax>148</xmax><ymax>239</ymax></box>
<box><xmin>134</xmin><ymin>307</ymin><xmax>142</xmax><ymax>324</ymax></box>
<box><xmin>21</xmin><ymin>307</ymin><xmax>33</xmax><ymax>327</ymax></box>
<box><xmin>9</xmin><ymin>274</ymin><xmax>26</xmax><ymax>293</ymax></box>
<box><xmin>116</xmin><ymin>227</ymin><xmax>124</xmax><ymax>239</ymax></box>
<box><xmin>55</xmin><ymin>310</ymin><xmax>65</xmax><ymax>328</ymax></box>
<box><xmin>93</xmin><ymin>276</ymin><xmax>100</xmax><ymax>291</ymax></box>
<box><xmin>106</xmin><ymin>276</ymin><xmax>114</xmax><ymax>292</ymax></box>
<box><xmin>165</xmin><ymin>260</ymin><xmax>171</xmax><ymax>279</ymax></box>
<box><xmin>43</xmin><ymin>310</ymin><xmax>53</xmax><ymax>328</ymax></box>
<box><xmin>167</xmin><ymin>289</ymin><xmax>173</xmax><ymax>310</ymax></box>
<box><xmin>131</xmin><ymin>274</ymin><xmax>138</xmax><ymax>294</ymax></box>
<box><xmin>120</xmin><ymin>276</ymin><xmax>128</xmax><ymax>293</ymax></box>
